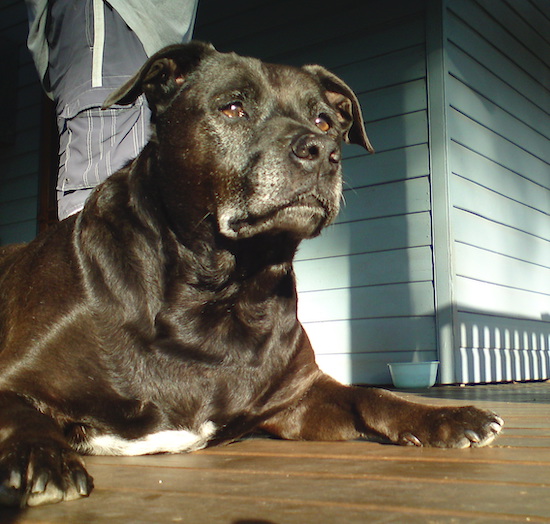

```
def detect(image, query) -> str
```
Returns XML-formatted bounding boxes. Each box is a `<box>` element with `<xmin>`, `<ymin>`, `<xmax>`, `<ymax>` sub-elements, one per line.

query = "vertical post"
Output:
<box><xmin>426</xmin><ymin>0</ymin><xmax>458</xmax><ymax>384</ymax></box>
<box><xmin>37</xmin><ymin>93</ymin><xmax>59</xmax><ymax>232</ymax></box>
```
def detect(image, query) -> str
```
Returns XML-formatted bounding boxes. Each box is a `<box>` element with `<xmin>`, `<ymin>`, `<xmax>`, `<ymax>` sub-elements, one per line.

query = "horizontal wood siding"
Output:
<box><xmin>4</xmin><ymin>0</ymin><xmax>548</xmax><ymax>389</ymax></box>
<box><xmin>297</xmin><ymin>19</ymin><xmax>436</xmax><ymax>385</ymax></box>
<box><xmin>0</xmin><ymin>0</ymin><xmax>41</xmax><ymax>245</ymax></box>
<box><xmin>195</xmin><ymin>0</ymin><xmax>434</xmax><ymax>385</ymax></box>
<box><xmin>445</xmin><ymin>0</ymin><xmax>550</xmax><ymax>383</ymax></box>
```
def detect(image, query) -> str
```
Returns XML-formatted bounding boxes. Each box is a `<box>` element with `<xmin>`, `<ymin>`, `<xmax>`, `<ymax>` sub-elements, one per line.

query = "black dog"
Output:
<box><xmin>0</xmin><ymin>42</ymin><xmax>502</xmax><ymax>506</ymax></box>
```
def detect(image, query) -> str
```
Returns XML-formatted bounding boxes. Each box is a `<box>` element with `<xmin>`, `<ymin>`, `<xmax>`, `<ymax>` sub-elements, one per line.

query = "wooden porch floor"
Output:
<box><xmin>2</xmin><ymin>381</ymin><xmax>549</xmax><ymax>523</ymax></box>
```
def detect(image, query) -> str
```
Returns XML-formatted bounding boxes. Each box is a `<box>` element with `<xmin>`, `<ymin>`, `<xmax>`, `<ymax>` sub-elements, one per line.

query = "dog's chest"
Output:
<box><xmin>79</xmin><ymin>421</ymin><xmax>217</xmax><ymax>456</ymax></box>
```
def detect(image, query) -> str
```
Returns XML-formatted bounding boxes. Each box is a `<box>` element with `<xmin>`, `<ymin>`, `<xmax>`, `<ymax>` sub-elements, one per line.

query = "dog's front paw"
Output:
<box><xmin>0</xmin><ymin>440</ymin><xmax>93</xmax><ymax>507</ymax></box>
<box><xmin>397</xmin><ymin>406</ymin><xmax>503</xmax><ymax>448</ymax></box>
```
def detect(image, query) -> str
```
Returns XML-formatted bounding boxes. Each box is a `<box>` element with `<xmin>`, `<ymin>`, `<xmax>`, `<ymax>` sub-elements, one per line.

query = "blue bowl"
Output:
<box><xmin>388</xmin><ymin>361</ymin><xmax>439</xmax><ymax>389</ymax></box>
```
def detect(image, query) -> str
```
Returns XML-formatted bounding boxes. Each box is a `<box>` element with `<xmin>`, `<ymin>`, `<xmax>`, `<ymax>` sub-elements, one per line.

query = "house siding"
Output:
<box><xmin>444</xmin><ymin>0</ymin><xmax>550</xmax><ymax>383</ymax></box>
<box><xmin>195</xmin><ymin>0</ymin><xmax>435</xmax><ymax>385</ymax></box>
<box><xmin>0</xmin><ymin>0</ymin><xmax>42</xmax><ymax>245</ymax></box>
<box><xmin>3</xmin><ymin>0</ymin><xmax>546</xmax><ymax>386</ymax></box>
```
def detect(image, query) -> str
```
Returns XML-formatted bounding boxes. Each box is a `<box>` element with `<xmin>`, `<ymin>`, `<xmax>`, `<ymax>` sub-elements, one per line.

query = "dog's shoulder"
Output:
<box><xmin>0</xmin><ymin>216</ymin><xmax>80</xmax><ymax>297</ymax></box>
<box><xmin>0</xmin><ymin>243</ymin><xmax>26</xmax><ymax>269</ymax></box>
<box><xmin>0</xmin><ymin>215</ymin><xmax>75</xmax><ymax>273</ymax></box>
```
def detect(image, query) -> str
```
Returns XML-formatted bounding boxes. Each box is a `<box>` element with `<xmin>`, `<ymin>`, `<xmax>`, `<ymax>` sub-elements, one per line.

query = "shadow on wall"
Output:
<box><xmin>454</xmin><ymin>307</ymin><xmax>550</xmax><ymax>384</ymax></box>
<box><xmin>347</xmin><ymin>147</ymin><xmax>425</xmax><ymax>386</ymax></box>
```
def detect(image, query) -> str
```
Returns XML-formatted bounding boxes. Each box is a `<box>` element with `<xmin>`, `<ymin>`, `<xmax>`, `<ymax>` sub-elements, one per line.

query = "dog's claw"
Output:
<box><xmin>464</xmin><ymin>429</ymin><xmax>480</xmax><ymax>443</ymax></box>
<box><xmin>0</xmin><ymin>441</ymin><xmax>94</xmax><ymax>506</ymax></box>
<box><xmin>7</xmin><ymin>470</ymin><xmax>22</xmax><ymax>490</ymax></box>
<box><xmin>31</xmin><ymin>472</ymin><xmax>49</xmax><ymax>494</ymax></box>
<box><xmin>73</xmin><ymin>471</ymin><xmax>92</xmax><ymax>497</ymax></box>
<box><xmin>401</xmin><ymin>433</ymin><xmax>422</xmax><ymax>447</ymax></box>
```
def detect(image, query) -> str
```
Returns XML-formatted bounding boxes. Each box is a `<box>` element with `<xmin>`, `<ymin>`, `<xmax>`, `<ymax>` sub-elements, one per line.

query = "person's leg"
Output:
<box><xmin>48</xmin><ymin>0</ymin><xmax>151</xmax><ymax>219</ymax></box>
<box><xmin>56</xmin><ymin>100</ymin><xmax>150</xmax><ymax>219</ymax></box>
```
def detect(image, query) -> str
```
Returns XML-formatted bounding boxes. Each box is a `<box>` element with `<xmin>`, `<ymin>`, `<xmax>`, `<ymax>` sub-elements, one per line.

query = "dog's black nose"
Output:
<box><xmin>291</xmin><ymin>134</ymin><xmax>340</xmax><ymax>172</ymax></box>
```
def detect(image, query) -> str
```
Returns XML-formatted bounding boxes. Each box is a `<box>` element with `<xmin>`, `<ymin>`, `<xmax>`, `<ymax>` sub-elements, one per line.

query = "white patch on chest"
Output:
<box><xmin>82</xmin><ymin>421</ymin><xmax>216</xmax><ymax>456</ymax></box>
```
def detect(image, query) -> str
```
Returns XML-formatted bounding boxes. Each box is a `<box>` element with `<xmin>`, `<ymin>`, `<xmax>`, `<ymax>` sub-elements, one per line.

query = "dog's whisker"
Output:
<box><xmin>340</xmin><ymin>192</ymin><xmax>347</xmax><ymax>208</ymax></box>
<box><xmin>194</xmin><ymin>212</ymin><xmax>212</xmax><ymax>231</ymax></box>
<box><xmin>342</xmin><ymin>180</ymin><xmax>359</xmax><ymax>195</ymax></box>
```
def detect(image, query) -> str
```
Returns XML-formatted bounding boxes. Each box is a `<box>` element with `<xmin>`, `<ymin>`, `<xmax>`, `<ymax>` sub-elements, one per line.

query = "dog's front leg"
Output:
<box><xmin>0</xmin><ymin>392</ymin><xmax>93</xmax><ymax>507</ymax></box>
<box><xmin>260</xmin><ymin>374</ymin><xmax>503</xmax><ymax>448</ymax></box>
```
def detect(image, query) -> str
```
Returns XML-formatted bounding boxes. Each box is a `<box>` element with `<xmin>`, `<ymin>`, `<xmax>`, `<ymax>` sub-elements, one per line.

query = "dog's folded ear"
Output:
<box><xmin>102</xmin><ymin>41</ymin><xmax>216</xmax><ymax>115</ymax></box>
<box><xmin>303</xmin><ymin>65</ymin><xmax>374</xmax><ymax>153</ymax></box>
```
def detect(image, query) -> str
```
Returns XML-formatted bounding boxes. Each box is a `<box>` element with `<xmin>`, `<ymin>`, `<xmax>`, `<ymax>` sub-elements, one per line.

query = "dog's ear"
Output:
<box><xmin>303</xmin><ymin>65</ymin><xmax>374</xmax><ymax>153</ymax></box>
<box><xmin>102</xmin><ymin>41</ymin><xmax>216</xmax><ymax>115</ymax></box>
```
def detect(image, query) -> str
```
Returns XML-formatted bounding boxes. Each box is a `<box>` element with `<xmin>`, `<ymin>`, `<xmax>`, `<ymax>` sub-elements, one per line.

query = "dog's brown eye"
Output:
<box><xmin>315</xmin><ymin>115</ymin><xmax>331</xmax><ymax>132</ymax></box>
<box><xmin>221</xmin><ymin>101</ymin><xmax>248</xmax><ymax>119</ymax></box>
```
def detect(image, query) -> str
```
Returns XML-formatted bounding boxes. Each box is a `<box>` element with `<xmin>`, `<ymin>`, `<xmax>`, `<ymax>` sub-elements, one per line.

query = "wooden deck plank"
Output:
<box><xmin>89</xmin><ymin>444</ymin><xmax>550</xmax><ymax>481</ymax></box>
<box><xmin>89</xmin><ymin>457</ymin><xmax>548</xmax><ymax>489</ymax></box>
<box><xmin>4</xmin><ymin>459</ymin><xmax>549</xmax><ymax>523</ymax></box>
<box><xmin>194</xmin><ymin>438</ymin><xmax>550</xmax><ymax>464</ymax></box>
<box><xmin>77</xmin><ymin>478</ymin><xmax>550</xmax><ymax>520</ymax></box>
<box><xmin>2</xmin><ymin>488</ymin><xmax>541</xmax><ymax>524</ymax></box>
<box><xmin>1</xmin><ymin>382</ymin><xmax>549</xmax><ymax>523</ymax></box>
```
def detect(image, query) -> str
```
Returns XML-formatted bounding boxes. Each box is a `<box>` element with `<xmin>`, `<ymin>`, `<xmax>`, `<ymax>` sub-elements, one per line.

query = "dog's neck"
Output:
<box><xmin>166</xmin><ymin>228</ymin><xmax>300</xmax><ymax>297</ymax></box>
<box><xmin>119</xmin><ymin>158</ymin><xmax>298</xmax><ymax>301</ymax></box>
<box><xmin>219</xmin><ymin>233</ymin><xmax>300</xmax><ymax>275</ymax></box>
<box><xmin>129</xmin><ymin>146</ymin><xmax>302</xmax><ymax>289</ymax></box>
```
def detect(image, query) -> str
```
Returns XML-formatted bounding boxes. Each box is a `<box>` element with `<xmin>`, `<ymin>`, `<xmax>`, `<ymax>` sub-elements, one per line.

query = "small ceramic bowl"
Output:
<box><xmin>388</xmin><ymin>361</ymin><xmax>439</xmax><ymax>389</ymax></box>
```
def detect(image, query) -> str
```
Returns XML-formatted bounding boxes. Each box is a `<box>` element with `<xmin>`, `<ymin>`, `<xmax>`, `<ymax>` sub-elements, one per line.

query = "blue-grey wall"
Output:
<box><xmin>0</xmin><ymin>0</ymin><xmax>42</xmax><ymax>245</ymax></box>
<box><xmin>443</xmin><ymin>0</ymin><xmax>550</xmax><ymax>383</ymax></box>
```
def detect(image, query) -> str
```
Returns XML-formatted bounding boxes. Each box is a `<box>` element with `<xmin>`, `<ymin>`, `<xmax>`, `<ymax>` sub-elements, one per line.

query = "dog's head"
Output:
<box><xmin>104</xmin><ymin>42</ymin><xmax>373</xmax><ymax>241</ymax></box>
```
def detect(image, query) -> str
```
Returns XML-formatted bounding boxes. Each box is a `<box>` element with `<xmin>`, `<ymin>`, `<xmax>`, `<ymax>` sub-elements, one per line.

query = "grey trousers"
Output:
<box><xmin>47</xmin><ymin>0</ymin><xmax>151</xmax><ymax>219</ymax></box>
<box><xmin>57</xmin><ymin>98</ymin><xmax>150</xmax><ymax>219</ymax></box>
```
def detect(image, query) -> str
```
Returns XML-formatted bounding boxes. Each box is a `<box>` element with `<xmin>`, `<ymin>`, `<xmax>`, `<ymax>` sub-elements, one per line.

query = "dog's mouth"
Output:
<box><xmin>219</xmin><ymin>194</ymin><xmax>332</xmax><ymax>240</ymax></box>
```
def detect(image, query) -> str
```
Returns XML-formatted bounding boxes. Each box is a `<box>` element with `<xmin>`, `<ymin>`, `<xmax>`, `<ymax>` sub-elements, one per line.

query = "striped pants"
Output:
<box><xmin>49</xmin><ymin>0</ymin><xmax>151</xmax><ymax>219</ymax></box>
<box><xmin>57</xmin><ymin>98</ymin><xmax>150</xmax><ymax>219</ymax></box>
